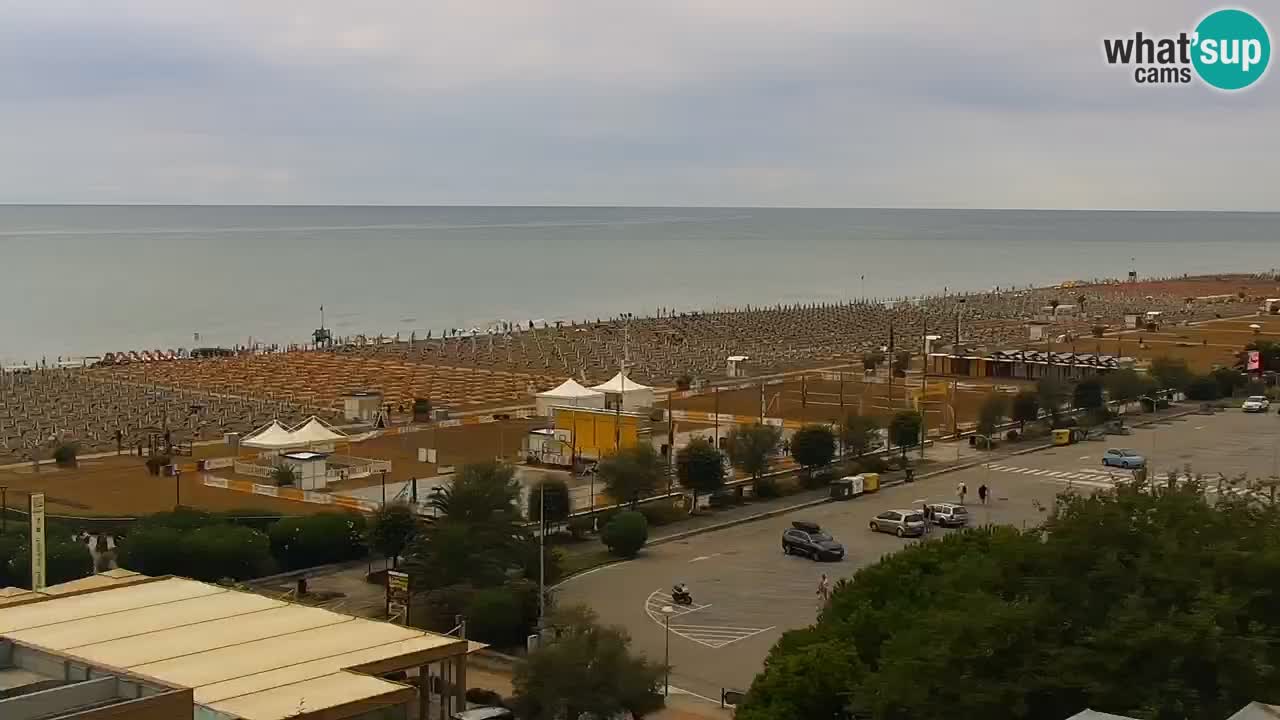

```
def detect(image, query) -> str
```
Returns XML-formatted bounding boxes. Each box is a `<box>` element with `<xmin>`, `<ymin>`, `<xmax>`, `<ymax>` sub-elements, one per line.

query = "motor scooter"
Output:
<box><xmin>671</xmin><ymin>586</ymin><xmax>693</xmax><ymax>605</ymax></box>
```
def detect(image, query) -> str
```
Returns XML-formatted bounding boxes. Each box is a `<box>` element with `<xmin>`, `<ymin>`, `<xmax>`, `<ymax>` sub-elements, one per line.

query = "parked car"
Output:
<box><xmin>1102</xmin><ymin>448</ymin><xmax>1146</xmax><ymax>469</ymax></box>
<box><xmin>925</xmin><ymin>502</ymin><xmax>969</xmax><ymax>527</ymax></box>
<box><xmin>782</xmin><ymin>520</ymin><xmax>846</xmax><ymax>560</ymax></box>
<box><xmin>1242</xmin><ymin>396</ymin><xmax>1271</xmax><ymax>413</ymax></box>
<box><xmin>869</xmin><ymin>510</ymin><xmax>927</xmax><ymax>538</ymax></box>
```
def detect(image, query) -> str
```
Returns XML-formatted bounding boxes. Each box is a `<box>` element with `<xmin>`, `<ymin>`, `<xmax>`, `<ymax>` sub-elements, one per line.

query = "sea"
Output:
<box><xmin>1</xmin><ymin>205</ymin><xmax>1277</xmax><ymax>365</ymax></box>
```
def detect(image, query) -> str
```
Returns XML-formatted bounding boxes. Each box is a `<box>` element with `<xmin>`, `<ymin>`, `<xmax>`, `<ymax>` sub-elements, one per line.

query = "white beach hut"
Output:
<box><xmin>591</xmin><ymin>372</ymin><xmax>654</xmax><ymax>411</ymax></box>
<box><xmin>535</xmin><ymin>378</ymin><xmax>606</xmax><ymax>416</ymax></box>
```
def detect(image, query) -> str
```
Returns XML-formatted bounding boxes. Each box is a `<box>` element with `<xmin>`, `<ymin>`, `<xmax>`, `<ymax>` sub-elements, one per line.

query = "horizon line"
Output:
<box><xmin>1</xmin><ymin>203</ymin><xmax>1278</xmax><ymax>213</ymax></box>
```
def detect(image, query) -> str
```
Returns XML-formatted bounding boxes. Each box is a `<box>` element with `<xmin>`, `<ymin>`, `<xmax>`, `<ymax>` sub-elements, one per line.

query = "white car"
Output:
<box><xmin>1242</xmin><ymin>396</ymin><xmax>1271</xmax><ymax>413</ymax></box>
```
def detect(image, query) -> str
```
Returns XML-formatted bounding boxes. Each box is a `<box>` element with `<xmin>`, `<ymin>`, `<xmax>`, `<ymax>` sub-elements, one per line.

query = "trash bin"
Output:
<box><xmin>862</xmin><ymin>473</ymin><xmax>880</xmax><ymax>493</ymax></box>
<box><xmin>904</xmin><ymin>468</ymin><xmax>915</xmax><ymax>483</ymax></box>
<box><xmin>829</xmin><ymin>478</ymin><xmax>855</xmax><ymax>500</ymax></box>
<box><xmin>1052</xmin><ymin>429</ymin><xmax>1072</xmax><ymax>446</ymax></box>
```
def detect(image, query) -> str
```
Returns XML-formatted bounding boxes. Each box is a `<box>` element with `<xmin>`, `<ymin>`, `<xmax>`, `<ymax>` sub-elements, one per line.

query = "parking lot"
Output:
<box><xmin>556</xmin><ymin>408</ymin><xmax>1280</xmax><ymax>700</ymax></box>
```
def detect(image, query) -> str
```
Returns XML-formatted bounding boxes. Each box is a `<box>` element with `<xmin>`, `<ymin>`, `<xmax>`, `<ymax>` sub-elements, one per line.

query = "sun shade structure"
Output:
<box><xmin>590</xmin><ymin>371</ymin><xmax>655</xmax><ymax>410</ymax></box>
<box><xmin>288</xmin><ymin>416</ymin><xmax>347</xmax><ymax>445</ymax></box>
<box><xmin>240</xmin><ymin>420</ymin><xmax>297</xmax><ymax>450</ymax></box>
<box><xmin>535</xmin><ymin>378</ymin><xmax>606</xmax><ymax>415</ymax></box>
<box><xmin>0</xmin><ymin>575</ymin><xmax>477</xmax><ymax>720</ymax></box>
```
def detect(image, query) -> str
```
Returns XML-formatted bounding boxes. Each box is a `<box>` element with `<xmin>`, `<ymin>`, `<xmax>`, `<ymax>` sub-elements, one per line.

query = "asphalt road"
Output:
<box><xmin>555</xmin><ymin>408</ymin><xmax>1280</xmax><ymax>700</ymax></box>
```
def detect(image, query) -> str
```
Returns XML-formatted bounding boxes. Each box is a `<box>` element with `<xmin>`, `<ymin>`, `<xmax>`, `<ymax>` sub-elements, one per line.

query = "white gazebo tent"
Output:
<box><xmin>591</xmin><ymin>372</ymin><xmax>654</xmax><ymax>411</ymax></box>
<box><xmin>289</xmin><ymin>416</ymin><xmax>346</xmax><ymax>451</ymax></box>
<box><xmin>241</xmin><ymin>420</ymin><xmax>299</xmax><ymax>450</ymax></box>
<box><xmin>535</xmin><ymin>378</ymin><xmax>606</xmax><ymax>416</ymax></box>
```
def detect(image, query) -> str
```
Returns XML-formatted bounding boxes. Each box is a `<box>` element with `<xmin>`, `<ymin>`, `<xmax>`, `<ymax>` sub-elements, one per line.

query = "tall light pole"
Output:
<box><xmin>0</xmin><ymin>485</ymin><xmax>7</xmax><ymax>534</ymax></box>
<box><xmin>661</xmin><ymin>605</ymin><xmax>674</xmax><ymax>696</ymax></box>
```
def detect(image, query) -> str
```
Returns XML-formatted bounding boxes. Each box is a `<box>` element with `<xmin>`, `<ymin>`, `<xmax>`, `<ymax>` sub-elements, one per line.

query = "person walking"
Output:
<box><xmin>978</xmin><ymin>484</ymin><xmax>989</xmax><ymax>505</ymax></box>
<box><xmin>957</xmin><ymin>480</ymin><xmax>968</xmax><ymax>504</ymax></box>
<box><xmin>921</xmin><ymin>503</ymin><xmax>932</xmax><ymax>534</ymax></box>
<box><xmin>816</xmin><ymin>573</ymin><xmax>831</xmax><ymax>604</ymax></box>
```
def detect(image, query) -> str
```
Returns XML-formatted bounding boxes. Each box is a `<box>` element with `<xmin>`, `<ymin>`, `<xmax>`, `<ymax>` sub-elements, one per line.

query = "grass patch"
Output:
<box><xmin>560</xmin><ymin>547</ymin><xmax>617</xmax><ymax>577</ymax></box>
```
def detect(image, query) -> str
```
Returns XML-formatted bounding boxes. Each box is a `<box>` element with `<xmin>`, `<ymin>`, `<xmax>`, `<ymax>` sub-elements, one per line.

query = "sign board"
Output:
<box><xmin>29</xmin><ymin>493</ymin><xmax>46</xmax><ymax>591</ymax></box>
<box><xmin>1247</xmin><ymin>350</ymin><xmax>1261</xmax><ymax>371</ymax></box>
<box><xmin>386</xmin><ymin>570</ymin><xmax>410</xmax><ymax>622</ymax></box>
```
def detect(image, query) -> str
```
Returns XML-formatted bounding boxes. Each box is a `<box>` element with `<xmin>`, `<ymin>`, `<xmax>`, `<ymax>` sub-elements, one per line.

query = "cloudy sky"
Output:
<box><xmin>1</xmin><ymin>1</ymin><xmax>1276</xmax><ymax>209</ymax></box>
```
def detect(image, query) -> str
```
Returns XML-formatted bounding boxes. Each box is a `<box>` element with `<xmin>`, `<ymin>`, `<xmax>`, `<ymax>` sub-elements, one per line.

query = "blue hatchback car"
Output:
<box><xmin>1102</xmin><ymin>448</ymin><xmax>1146</xmax><ymax>469</ymax></box>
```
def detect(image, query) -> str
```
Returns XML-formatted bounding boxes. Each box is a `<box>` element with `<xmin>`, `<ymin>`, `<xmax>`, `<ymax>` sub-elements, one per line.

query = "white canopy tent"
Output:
<box><xmin>536</xmin><ymin>378</ymin><xmax>606</xmax><ymax>416</ymax></box>
<box><xmin>591</xmin><ymin>372</ymin><xmax>654</xmax><ymax>411</ymax></box>
<box><xmin>241</xmin><ymin>420</ymin><xmax>298</xmax><ymax>450</ymax></box>
<box><xmin>289</xmin><ymin>416</ymin><xmax>346</xmax><ymax>445</ymax></box>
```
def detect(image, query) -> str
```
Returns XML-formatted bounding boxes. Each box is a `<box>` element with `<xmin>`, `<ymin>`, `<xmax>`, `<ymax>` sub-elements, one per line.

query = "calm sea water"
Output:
<box><xmin>1</xmin><ymin>206</ymin><xmax>1277</xmax><ymax>364</ymax></box>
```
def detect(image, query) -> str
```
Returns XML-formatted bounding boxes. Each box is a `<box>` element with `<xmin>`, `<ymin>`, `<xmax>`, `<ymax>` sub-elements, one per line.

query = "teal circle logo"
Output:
<box><xmin>1192</xmin><ymin>9</ymin><xmax>1271</xmax><ymax>90</ymax></box>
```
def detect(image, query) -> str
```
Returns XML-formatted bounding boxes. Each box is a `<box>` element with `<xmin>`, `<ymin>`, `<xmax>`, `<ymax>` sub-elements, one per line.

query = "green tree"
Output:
<box><xmin>527</xmin><ymin>478</ymin><xmax>571</xmax><ymax>525</ymax></box>
<box><xmin>862</xmin><ymin>351</ymin><xmax>885</xmax><ymax>373</ymax></box>
<box><xmin>1150</xmin><ymin>356</ymin><xmax>1194</xmax><ymax>391</ymax></box>
<box><xmin>370</xmin><ymin>502</ymin><xmax>418</xmax><ymax>569</ymax></box>
<box><xmin>1010</xmin><ymin>390</ymin><xmax>1040</xmax><ymax>432</ymax></box>
<box><xmin>892</xmin><ymin>350</ymin><xmax>912</xmax><ymax>376</ymax></box>
<box><xmin>1210</xmin><ymin>366</ymin><xmax>1246</xmax><ymax>398</ymax></box>
<box><xmin>5</xmin><ymin>534</ymin><xmax>93</xmax><ymax>589</ymax></box>
<box><xmin>887</xmin><ymin>411</ymin><xmax>922</xmax><ymax>462</ymax></box>
<box><xmin>738</xmin><ymin>484</ymin><xmax>1280</xmax><ymax>720</ymax></box>
<box><xmin>726</xmin><ymin>423</ymin><xmax>782</xmax><ymax>482</ymax></box>
<box><xmin>597</xmin><ymin>444</ymin><xmax>663</xmax><ymax>507</ymax></box>
<box><xmin>117</xmin><ymin>523</ymin><xmax>272</xmax><ymax>581</ymax></box>
<box><xmin>1103</xmin><ymin>368</ymin><xmax>1152</xmax><ymax>408</ymax></box>
<box><xmin>840</xmin><ymin>413</ymin><xmax>881</xmax><ymax>457</ymax></box>
<box><xmin>600</xmin><ymin>511</ymin><xmax>648</xmax><ymax>558</ymax></box>
<box><xmin>466</xmin><ymin>586</ymin><xmax>528</xmax><ymax>647</ymax></box>
<box><xmin>976</xmin><ymin>393</ymin><xmax>1007</xmax><ymax>440</ymax></box>
<box><xmin>430</xmin><ymin>461</ymin><xmax>521</xmax><ymax>522</ymax></box>
<box><xmin>268</xmin><ymin>512</ymin><xmax>367</xmax><ymax>570</ymax></box>
<box><xmin>512</xmin><ymin>605</ymin><xmax>665</xmax><ymax>720</ymax></box>
<box><xmin>52</xmin><ymin>443</ymin><xmax>78</xmax><ymax>468</ymax></box>
<box><xmin>676</xmin><ymin>438</ymin><xmax>726</xmax><ymax>505</ymax></box>
<box><xmin>1036</xmin><ymin>377</ymin><xmax>1067</xmax><ymax>419</ymax></box>
<box><xmin>790</xmin><ymin>425</ymin><xmax>836</xmax><ymax>474</ymax></box>
<box><xmin>1072</xmin><ymin>377</ymin><xmax>1104</xmax><ymax>411</ymax></box>
<box><xmin>1185</xmin><ymin>374</ymin><xmax>1221</xmax><ymax>401</ymax></box>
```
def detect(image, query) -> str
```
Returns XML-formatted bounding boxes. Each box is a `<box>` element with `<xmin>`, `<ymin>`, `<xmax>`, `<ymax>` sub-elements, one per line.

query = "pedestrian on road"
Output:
<box><xmin>921</xmin><ymin>503</ymin><xmax>932</xmax><ymax>534</ymax></box>
<box><xmin>957</xmin><ymin>480</ymin><xmax>967</xmax><ymax>504</ymax></box>
<box><xmin>978</xmin><ymin>484</ymin><xmax>989</xmax><ymax>504</ymax></box>
<box><xmin>817</xmin><ymin>573</ymin><xmax>830</xmax><ymax>604</ymax></box>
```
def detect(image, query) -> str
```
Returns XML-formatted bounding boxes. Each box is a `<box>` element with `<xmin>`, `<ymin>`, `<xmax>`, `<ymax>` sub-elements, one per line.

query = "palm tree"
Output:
<box><xmin>271</xmin><ymin>464</ymin><xmax>298</xmax><ymax>486</ymax></box>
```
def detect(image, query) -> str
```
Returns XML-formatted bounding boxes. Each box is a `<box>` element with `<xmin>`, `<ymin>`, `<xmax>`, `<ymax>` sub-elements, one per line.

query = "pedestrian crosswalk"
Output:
<box><xmin>983</xmin><ymin>463</ymin><xmax>1251</xmax><ymax>496</ymax></box>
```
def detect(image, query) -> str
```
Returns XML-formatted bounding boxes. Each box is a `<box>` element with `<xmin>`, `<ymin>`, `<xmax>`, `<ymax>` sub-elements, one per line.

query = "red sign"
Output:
<box><xmin>1247</xmin><ymin>350</ymin><xmax>1261</xmax><ymax>371</ymax></box>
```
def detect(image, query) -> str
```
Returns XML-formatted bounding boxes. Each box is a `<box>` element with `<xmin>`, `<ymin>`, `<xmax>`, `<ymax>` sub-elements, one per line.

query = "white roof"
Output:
<box><xmin>591</xmin><ymin>371</ymin><xmax>650</xmax><ymax>393</ymax></box>
<box><xmin>0</xmin><ymin>576</ymin><xmax>471</xmax><ymax>720</ymax></box>
<box><xmin>242</xmin><ymin>420</ymin><xmax>297</xmax><ymax>449</ymax></box>
<box><xmin>289</xmin><ymin>416</ymin><xmax>346</xmax><ymax>444</ymax></box>
<box><xmin>537</xmin><ymin>378</ymin><xmax>604</xmax><ymax>399</ymax></box>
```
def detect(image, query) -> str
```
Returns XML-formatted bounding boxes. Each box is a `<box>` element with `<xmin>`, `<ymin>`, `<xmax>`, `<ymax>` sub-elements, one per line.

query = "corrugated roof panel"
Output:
<box><xmin>209</xmin><ymin>672</ymin><xmax>411</xmax><ymax>720</ymax></box>
<box><xmin>0</xmin><ymin>578</ymin><xmax>221</xmax><ymax>634</ymax></box>
<box><xmin>74</xmin><ymin>605</ymin><xmax>352</xmax><ymax>669</ymax></box>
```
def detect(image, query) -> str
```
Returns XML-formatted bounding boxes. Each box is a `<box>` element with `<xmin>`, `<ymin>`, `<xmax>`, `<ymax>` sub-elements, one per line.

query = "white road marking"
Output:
<box><xmin>644</xmin><ymin>589</ymin><xmax>772</xmax><ymax>649</ymax></box>
<box><xmin>1078</xmin><ymin>455</ymin><xmax>1091</xmax><ymax>460</ymax></box>
<box><xmin>689</xmin><ymin>553</ymin><xmax>721</xmax><ymax>563</ymax></box>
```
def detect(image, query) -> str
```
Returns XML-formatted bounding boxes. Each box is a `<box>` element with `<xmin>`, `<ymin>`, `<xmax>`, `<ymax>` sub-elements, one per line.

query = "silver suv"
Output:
<box><xmin>926</xmin><ymin>503</ymin><xmax>969</xmax><ymax>527</ymax></box>
<box><xmin>869</xmin><ymin>509</ymin><xmax>927</xmax><ymax>538</ymax></box>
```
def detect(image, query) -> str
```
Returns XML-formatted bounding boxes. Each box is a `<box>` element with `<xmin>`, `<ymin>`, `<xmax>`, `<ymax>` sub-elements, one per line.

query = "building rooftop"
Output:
<box><xmin>0</xmin><ymin>575</ymin><xmax>471</xmax><ymax>720</ymax></box>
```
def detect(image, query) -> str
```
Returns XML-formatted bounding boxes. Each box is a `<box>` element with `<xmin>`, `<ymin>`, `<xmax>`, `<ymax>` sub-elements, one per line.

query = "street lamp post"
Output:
<box><xmin>174</xmin><ymin>470</ymin><xmax>181</xmax><ymax>509</ymax></box>
<box><xmin>0</xmin><ymin>485</ymin><xmax>7</xmax><ymax>534</ymax></box>
<box><xmin>661</xmin><ymin>605</ymin><xmax>674</xmax><ymax>696</ymax></box>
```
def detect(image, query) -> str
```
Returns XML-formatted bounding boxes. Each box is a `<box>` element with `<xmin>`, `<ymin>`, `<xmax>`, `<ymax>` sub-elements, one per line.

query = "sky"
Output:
<box><xmin>1</xmin><ymin>1</ymin><xmax>1276</xmax><ymax>209</ymax></box>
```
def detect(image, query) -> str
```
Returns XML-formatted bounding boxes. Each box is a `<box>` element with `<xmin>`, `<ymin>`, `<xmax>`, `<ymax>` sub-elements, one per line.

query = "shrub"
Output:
<box><xmin>1005</xmin><ymin>429</ymin><xmax>1021</xmax><ymax>442</ymax></box>
<box><xmin>566</xmin><ymin>515</ymin><xmax>595</xmax><ymax>540</ymax></box>
<box><xmin>753</xmin><ymin>477</ymin><xmax>782</xmax><ymax>498</ymax></box>
<box><xmin>466</xmin><ymin>689</ymin><xmax>506</xmax><ymax>707</ymax></box>
<box><xmin>52</xmin><ymin>443</ymin><xmax>78</xmax><ymax>468</ymax></box>
<box><xmin>857</xmin><ymin>455</ymin><xmax>889</xmax><ymax>474</ymax></box>
<box><xmin>3</xmin><ymin>534</ymin><xmax>93</xmax><ymax>589</ymax></box>
<box><xmin>639</xmin><ymin>501</ymin><xmax>684</xmax><ymax>527</ymax></box>
<box><xmin>467</xmin><ymin>587</ymin><xmax>529</xmax><ymax>648</ymax></box>
<box><xmin>117</xmin><ymin>523</ymin><xmax>273</xmax><ymax>581</ymax></box>
<box><xmin>601</xmin><ymin>511</ymin><xmax>648</xmax><ymax>557</ymax></box>
<box><xmin>269</xmin><ymin>512</ymin><xmax>367</xmax><ymax>570</ymax></box>
<box><xmin>527</xmin><ymin>478</ymin><xmax>571</xmax><ymax>524</ymax></box>
<box><xmin>1185</xmin><ymin>374</ymin><xmax>1221</xmax><ymax>402</ymax></box>
<box><xmin>271</xmin><ymin>464</ymin><xmax>298</xmax><ymax>486</ymax></box>
<box><xmin>145</xmin><ymin>454</ymin><xmax>171</xmax><ymax>476</ymax></box>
